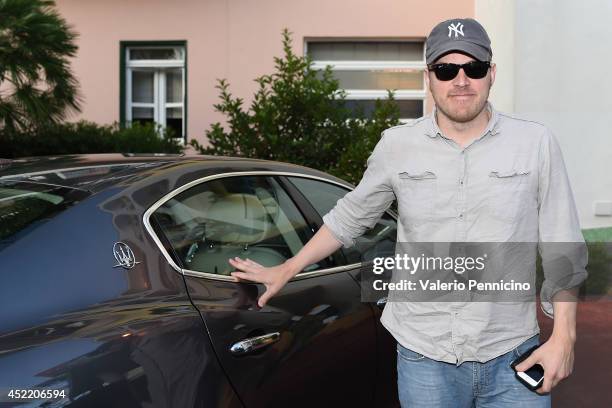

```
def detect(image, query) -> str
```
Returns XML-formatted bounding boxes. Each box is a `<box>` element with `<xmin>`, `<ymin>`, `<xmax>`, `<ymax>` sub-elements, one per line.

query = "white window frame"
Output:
<box><xmin>125</xmin><ymin>46</ymin><xmax>186</xmax><ymax>139</ymax></box>
<box><xmin>305</xmin><ymin>40</ymin><xmax>427</xmax><ymax>122</ymax></box>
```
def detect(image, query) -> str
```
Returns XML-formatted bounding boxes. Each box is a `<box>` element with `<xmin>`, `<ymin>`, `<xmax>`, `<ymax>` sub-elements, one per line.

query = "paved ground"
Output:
<box><xmin>537</xmin><ymin>296</ymin><xmax>612</xmax><ymax>407</ymax></box>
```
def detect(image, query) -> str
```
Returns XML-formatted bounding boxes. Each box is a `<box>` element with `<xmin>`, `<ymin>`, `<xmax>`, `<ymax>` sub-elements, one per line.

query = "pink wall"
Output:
<box><xmin>56</xmin><ymin>0</ymin><xmax>474</xmax><ymax>144</ymax></box>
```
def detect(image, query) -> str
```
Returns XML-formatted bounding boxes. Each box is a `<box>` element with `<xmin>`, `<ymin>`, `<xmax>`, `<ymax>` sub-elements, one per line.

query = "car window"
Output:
<box><xmin>288</xmin><ymin>176</ymin><xmax>397</xmax><ymax>263</ymax></box>
<box><xmin>151</xmin><ymin>176</ymin><xmax>322</xmax><ymax>275</ymax></box>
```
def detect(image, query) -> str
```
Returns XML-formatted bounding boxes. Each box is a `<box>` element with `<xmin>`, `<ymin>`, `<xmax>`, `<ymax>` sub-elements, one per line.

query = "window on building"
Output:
<box><xmin>121</xmin><ymin>42</ymin><xmax>186</xmax><ymax>139</ymax></box>
<box><xmin>306</xmin><ymin>41</ymin><xmax>426</xmax><ymax>121</ymax></box>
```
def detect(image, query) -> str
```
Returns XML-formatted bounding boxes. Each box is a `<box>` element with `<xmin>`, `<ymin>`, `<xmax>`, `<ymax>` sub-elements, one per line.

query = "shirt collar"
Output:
<box><xmin>424</xmin><ymin>101</ymin><xmax>501</xmax><ymax>139</ymax></box>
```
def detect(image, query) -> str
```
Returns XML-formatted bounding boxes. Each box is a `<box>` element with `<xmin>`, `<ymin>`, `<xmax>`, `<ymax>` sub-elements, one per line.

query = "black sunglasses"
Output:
<box><xmin>428</xmin><ymin>61</ymin><xmax>491</xmax><ymax>81</ymax></box>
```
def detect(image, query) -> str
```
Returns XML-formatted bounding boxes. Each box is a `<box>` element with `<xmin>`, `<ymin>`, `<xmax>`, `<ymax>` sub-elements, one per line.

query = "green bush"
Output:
<box><xmin>583</xmin><ymin>242</ymin><xmax>612</xmax><ymax>295</ymax></box>
<box><xmin>582</xmin><ymin>227</ymin><xmax>612</xmax><ymax>296</ymax></box>
<box><xmin>0</xmin><ymin>121</ymin><xmax>184</xmax><ymax>158</ymax></box>
<box><xmin>190</xmin><ymin>29</ymin><xmax>400</xmax><ymax>185</ymax></box>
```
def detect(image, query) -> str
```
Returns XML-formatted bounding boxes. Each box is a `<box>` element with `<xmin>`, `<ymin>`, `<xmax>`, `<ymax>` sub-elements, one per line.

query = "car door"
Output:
<box><xmin>146</xmin><ymin>173</ymin><xmax>377</xmax><ymax>408</ymax></box>
<box><xmin>284</xmin><ymin>175</ymin><xmax>400</xmax><ymax>408</ymax></box>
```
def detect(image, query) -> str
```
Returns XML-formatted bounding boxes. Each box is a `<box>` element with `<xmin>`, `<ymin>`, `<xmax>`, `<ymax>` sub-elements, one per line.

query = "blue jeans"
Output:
<box><xmin>397</xmin><ymin>335</ymin><xmax>551</xmax><ymax>408</ymax></box>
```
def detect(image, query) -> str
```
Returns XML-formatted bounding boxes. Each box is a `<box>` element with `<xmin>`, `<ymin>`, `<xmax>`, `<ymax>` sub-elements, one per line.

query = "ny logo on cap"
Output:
<box><xmin>448</xmin><ymin>22</ymin><xmax>465</xmax><ymax>38</ymax></box>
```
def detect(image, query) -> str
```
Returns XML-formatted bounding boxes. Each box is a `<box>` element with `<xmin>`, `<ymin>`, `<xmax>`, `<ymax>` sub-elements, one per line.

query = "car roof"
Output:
<box><xmin>0</xmin><ymin>154</ymin><xmax>351</xmax><ymax>193</ymax></box>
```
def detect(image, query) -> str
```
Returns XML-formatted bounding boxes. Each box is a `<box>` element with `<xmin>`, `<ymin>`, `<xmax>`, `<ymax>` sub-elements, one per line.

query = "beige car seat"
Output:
<box><xmin>187</xmin><ymin>193</ymin><xmax>288</xmax><ymax>275</ymax></box>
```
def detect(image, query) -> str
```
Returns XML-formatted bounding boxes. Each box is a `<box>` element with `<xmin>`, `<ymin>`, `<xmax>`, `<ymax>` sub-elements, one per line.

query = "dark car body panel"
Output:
<box><xmin>0</xmin><ymin>195</ymin><xmax>242</xmax><ymax>406</ymax></box>
<box><xmin>0</xmin><ymin>154</ymin><xmax>352</xmax><ymax>194</ymax></box>
<box><xmin>185</xmin><ymin>271</ymin><xmax>378</xmax><ymax>407</ymax></box>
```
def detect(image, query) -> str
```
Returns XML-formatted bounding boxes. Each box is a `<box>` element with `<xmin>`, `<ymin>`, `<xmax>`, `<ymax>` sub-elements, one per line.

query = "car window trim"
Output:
<box><xmin>143</xmin><ymin>170</ymin><xmax>395</xmax><ymax>282</ymax></box>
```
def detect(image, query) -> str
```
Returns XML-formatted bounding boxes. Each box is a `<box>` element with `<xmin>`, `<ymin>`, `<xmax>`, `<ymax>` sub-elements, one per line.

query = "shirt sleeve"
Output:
<box><xmin>537</xmin><ymin>127</ymin><xmax>588</xmax><ymax>318</ymax></box>
<box><xmin>322</xmin><ymin>130</ymin><xmax>396</xmax><ymax>248</ymax></box>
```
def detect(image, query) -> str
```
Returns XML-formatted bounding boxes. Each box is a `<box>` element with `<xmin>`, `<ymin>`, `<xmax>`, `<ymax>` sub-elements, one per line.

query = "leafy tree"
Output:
<box><xmin>0</xmin><ymin>0</ymin><xmax>80</xmax><ymax>133</ymax></box>
<box><xmin>191</xmin><ymin>29</ymin><xmax>400</xmax><ymax>184</ymax></box>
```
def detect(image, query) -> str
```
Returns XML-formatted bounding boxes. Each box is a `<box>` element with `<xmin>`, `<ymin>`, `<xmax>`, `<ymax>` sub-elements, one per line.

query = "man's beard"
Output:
<box><xmin>436</xmin><ymin>94</ymin><xmax>489</xmax><ymax>123</ymax></box>
<box><xmin>434</xmin><ymin>81</ymin><xmax>492</xmax><ymax>124</ymax></box>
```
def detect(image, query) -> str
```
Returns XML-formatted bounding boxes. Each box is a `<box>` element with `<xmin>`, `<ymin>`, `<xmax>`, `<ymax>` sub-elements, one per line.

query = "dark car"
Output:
<box><xmin>0</xmin><ymin>154</ymin><xmax>400</xmax><ymax>407</ymax></box>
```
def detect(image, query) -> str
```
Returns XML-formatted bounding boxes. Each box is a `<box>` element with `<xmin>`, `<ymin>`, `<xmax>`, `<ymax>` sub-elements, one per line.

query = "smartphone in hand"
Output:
<box><xmin>510</xmin><ymin>344</ymin><xmax>545</xmax><ymax>391</ymax></box>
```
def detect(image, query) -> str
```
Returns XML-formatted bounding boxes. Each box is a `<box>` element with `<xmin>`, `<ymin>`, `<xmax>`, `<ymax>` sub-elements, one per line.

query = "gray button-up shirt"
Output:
<box><xmin>322</xmin><ymin>103</ymin><xmax>588</xmax><ymax>364</ymax></box>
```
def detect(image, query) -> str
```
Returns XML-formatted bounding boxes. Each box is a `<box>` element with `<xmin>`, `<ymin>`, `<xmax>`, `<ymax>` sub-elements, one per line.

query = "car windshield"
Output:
<box><xmin>0</xmin><ymin>181</ymin><xmax>89</xmax><ymax>248</ymax></box>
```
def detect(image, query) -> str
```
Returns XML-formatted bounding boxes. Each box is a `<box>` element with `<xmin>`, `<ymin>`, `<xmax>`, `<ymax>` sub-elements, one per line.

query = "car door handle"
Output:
<box><xmin>376</xmin><ymin>296</ymin><xmax>388</xmax><ymax>310</ymax></box>
<box><xmin>230</xmin><ymin>332</ymin><xmax>281</xmax><ymax>355</ymax></box>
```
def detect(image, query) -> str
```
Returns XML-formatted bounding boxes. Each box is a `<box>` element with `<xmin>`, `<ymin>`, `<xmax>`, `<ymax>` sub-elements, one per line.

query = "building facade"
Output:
<box><xmin>55</xmin><ymin>0</ymin><xmax>612</xmax><ymax>229</ymax></box>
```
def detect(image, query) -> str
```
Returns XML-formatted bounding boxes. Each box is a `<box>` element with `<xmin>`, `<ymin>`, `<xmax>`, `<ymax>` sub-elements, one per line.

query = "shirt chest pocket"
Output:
<box><xmin>488</xmin><ymin>169</ymin><xmax>533</xmax><ymax>222</ymax></box>
<box><xmin>396</xmin><ymin>170</ymin><xmax>436</xmax><ymax>226</ymax></box>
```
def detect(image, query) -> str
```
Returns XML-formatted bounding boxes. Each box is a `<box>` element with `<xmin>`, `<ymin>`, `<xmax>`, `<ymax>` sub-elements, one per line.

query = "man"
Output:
<box><xmin>229</xmin><ymin>18</ymin><xmax>587</xmax><ymax>407</ymax></box>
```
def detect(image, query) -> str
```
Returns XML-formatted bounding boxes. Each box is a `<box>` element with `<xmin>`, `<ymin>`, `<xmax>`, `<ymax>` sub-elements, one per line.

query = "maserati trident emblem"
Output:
<box><xmin>113</xmin><ymin>242</ymin><xmax>141</xmax><ymax>269</ymax></box>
